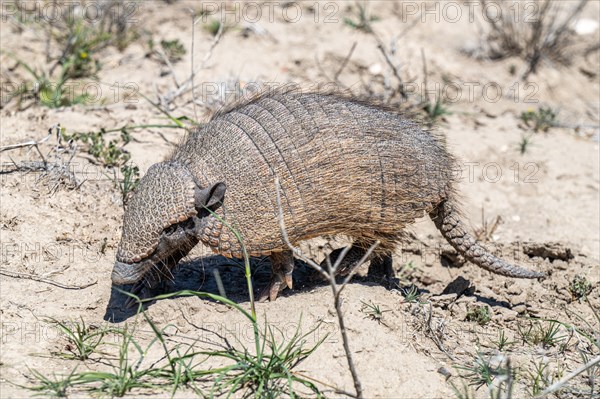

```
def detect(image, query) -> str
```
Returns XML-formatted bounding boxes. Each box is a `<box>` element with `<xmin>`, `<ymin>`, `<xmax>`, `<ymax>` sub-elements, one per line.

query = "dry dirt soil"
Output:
<box><xmin>0</xmin><ymin>1</ymin><xmax>599</xmax><ymax>398</ymax></box>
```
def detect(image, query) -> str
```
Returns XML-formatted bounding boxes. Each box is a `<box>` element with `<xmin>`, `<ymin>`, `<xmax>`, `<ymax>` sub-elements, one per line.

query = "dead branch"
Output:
<box><xmin>334</xmin><ymin>42</ymin><xmax>357</xmax><ymax>83</ymax></box>
<box><xmin>0</xmin><ymin>132</ymin><xmax>51</xmax><ymax>167</ymax></box>
<box><xmin>425</xmin><ymin>302</ymin><xmax>455</xmax><ymax>361</ymax></box>
<box><xmin>0</xmin><ymin>268</ymin><xmax>97</xmax><ymax>290</ymax></box>
<box><xmin>275</xmin><ymin>177</ymin><xmax>365</xmax><ymax>398</ymax></box>
<box><xmin>155</xmin><ymin>46</ymin><xmax>181</xmax><ymax>89</ymax></box>
<box><xmin>376</xmin><ymin>42</ymin><xmax>407</xmax><ymax>100</ymax></box>
<box><xmin>162</xmin><ymin>14</ymin><xmax>225</xmax><ymax>107</ymax></box>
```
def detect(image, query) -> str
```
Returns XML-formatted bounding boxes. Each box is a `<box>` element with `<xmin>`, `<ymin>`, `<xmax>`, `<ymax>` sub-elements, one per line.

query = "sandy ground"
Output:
<box><xmin>1</xmin><ymin>1</ymin><xmax>599</xmax><ymax>398</ymax></box>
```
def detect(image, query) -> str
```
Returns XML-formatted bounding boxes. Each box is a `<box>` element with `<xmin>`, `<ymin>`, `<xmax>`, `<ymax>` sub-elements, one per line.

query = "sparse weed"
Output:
<box><xmin>160</xmin><ymin>39</ymin><xmax>186</xmax><ymax>63</ymax></box>
<box><xmin>424</xmin><ymin>95</ymin><xmax>451</xmax><ymax>123</ymax></box>
<box><xmin>204</xmin><ymin>19</ymin><xmax>224</xmax><ymax>36</ymax></box>
<box><xmin>63</xmin><ymin>129</ymin><xmax>131</xmax><ymax>167</ymax></box>
<box><xmin>50</xmin><ymin>318</ymin><xmax>110</xmax><ymax>361</ymax></box>
<box><xmin>400</xmin><ymin>284</ymin><xmax>422</xmax><ymax>304</ymax></box>
<box><xmin>453</xmin><ymin>354</ymin><xmax>516</xmax><ymax>398</ymax></box>
<box><xmin>116</xmin><ymin>163</ymin><xmax>140</xmax><ymax>204</ymax></box>
<box><xmin>478</xmin><ymin>0</ymin><xmax>589</xmax><ymax>78</ymax></box>
<box><xmin>5</xmin><ymin>2</ymin><xmax>137</xmax><ymax>109</ymax></box>
<box><xmin>145</xmin><ymin>291</ymin><xmax>325</xmax><ymax>398</ymax></box>
<box><xmin>158</xmin><ymin>339</ymin><xmax>207</xmax><ymax>397</ymax></box>
<box><xmin>466</xmin><ymin>306</ymin><xmax>492</xmax><ymax>326</ymax></box>
<box><xmin>536</xmin><ymin>321</ymin><xmax>566</xmax><ymax>349</ymax></box>
<box><xmin>361</xmin><ymin>300</ymin><xmax>391</xmax><ymax>324</ymax></box>
<box><xmin>517</xmin><ymin>133</ymin><xmax>534</xmax><ymax>154</ymax></box>
<box><xmin>520</xmin><ymin>107</ymin><xmax>557</xmax><ymax>132</ymax></box>
<box><xmin>518</xmin><ymin>320</ymin><xmax>568</xmax><ymax>349</ymax></box>
<box><xmin>344</xmin><ymin>1</ymin><xmax>379</xmax><ymax>33</ymax></box>
<box><xmin>527</xmin><ymin>359</ymin><xmax>551</xmax><ymax>396</ymax></box>
<box><xmin>8</xmin><ymin>61</ymin><xmax>94</xmax><ymax>109</ymax></box>
<box><xmin>203</xmin><ymin>318</ymin><xmax>325</xmax><ymax>397</ymax></box>
<box><xmin>569</xmin><ymin>275</ymin><xmax>594</xmax><ymax>301</ymax></box>
<box><xmin>493</xmin><ymin>329</ymin><xmax>516</xmax><ymax>351</ymax></box>
<box><xmin>75</xmin><ymin>326</ymin><xmax>161</xmax><ymax>397</ymax></box>
<box><xmin>25</xmin><ymin>290</ymin><xmax>325</xmax><ymax>398</ymax></box>
<box><xmin>474</xmin><ymin>210</ymin><xmax>503</xmax><ymax>242</ymax></box>
<box><xmin>148</xmin><ymin>38</ymin><xmax>187</xmax><ymax>64</ymax></box>
<box><xmin>455</xmin><ymin>353</ymin><xmax>509</xmax><ymax>389</ymax></box>
<box><xmin>24</xmin><ymin>367</ymin><xmax>80</xmax><ymax>397</ymax></box>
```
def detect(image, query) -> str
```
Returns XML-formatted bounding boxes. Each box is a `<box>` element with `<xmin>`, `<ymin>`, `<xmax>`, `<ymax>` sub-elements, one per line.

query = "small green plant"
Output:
<box><xmin>141</xmin><ymin>290</ymin><xmax>325</xmax><ymax>397</ymax></box>
<box><xmin>24</xmin><ymin>367</ymin><xmax>80</xmax><ymax>397</ymax></box>
<box><xmin>204</xmin><ymin>19</ymin><xmax>223</xmax><ymax>36</ymax></box>
<box><xmin>361</xmin><ymin>300</ymin><xmax>390</xmax><ymax>324</ymax></box>
<box><xmin>50</xmin><ymin>318</ymin><xmax>109</xmax><ymax>361</ymax></box>
<box><xmin>54</xmin><ymin>17</ymin><xmax>109</xmax><ymax>80</ymax></box>
<box><xmin>493</xmin><ymin>329</ymin><xmax>516</xmax><ymax>351</ymax></box>
<box><xmin>527</xmin><ymin>359</ymin><xmax>551</xmax><ymax>396</ymax></box>
<box><xmin>538</xmin><ymin>321</ymin><xmax>567</xmax><ymax>349</ymax></box>
<box><xmin>160</xmin><ymin>39</ymin><xmax>186</xmax><ymax>63</ymax></box>
<box><xmin>518</xmin><ymin>320</ymin><xmax>567</xmax><ymax>349</ymax></box>
<box><xmin>7</xmin><ymin>20</ymin><xmax>107</xmax><ymax>108</ymax></box>
<box><xmin>400</xmin><ymin>284</ymin><xmax>421</xmax><ymax>304</ymax></box>
<box><xmin>147</xmin><ymin>37</ymin><xmax>186</xmax><ymax>64</ymax></box>
<box><xmin>63</xmin><ymin>128</ymin><xmax>131</xmax><ymax>167</ymax></box>
<box><xmin>75</xmin><ymin>326</ymin><xmax>161</xmax><ymax>397</ymax></box>
<box><xmin>344</xmin><ymin>1</ymin><xmax>379</xmax><ymax>33</ymax></box>
<box><xmin>455</xmin><ymin>353</ymin><xmax>508</xmax><ymax>389</ymax></box>
<box><xmin>520</xmin><ymin>107</ymin><xmax>557</xmax><ymax>132</ymax></box>
<box><xmin>424</xmin><ymin>95</ymin><xmax>451</xmax><ymax>123</ymax></box>
<box><xmin>4</xmin><ymin>2</ymin><xmax>138</xmax><ymax>109</ymax></box>
<box><xmin>204</xmin><ymin>319</ymin><xmax>325</xmax><ymax>397</ymax></box>
<box><xmin>116</xmin><ymin>163</ymin><xmax>140</xmax><ymax>204</ymax></box>
<box><xmin>569</xmin><ymin>275</ymin><xmax>593</xmax><ymax>301</ymax></box>
<box><xmin>517</xmin><ymin>133</ymin><xmax>534</xmax><ymax>154</ymax></box>
<box><xmin>466</xmin><ymin>306</ymin><xmax>492</xmax><ymax>326</ymax></box>
<box><xmin>10</xmin><ymin>62</ymin><xmax>94</xmax><ymax>109</ymax></box>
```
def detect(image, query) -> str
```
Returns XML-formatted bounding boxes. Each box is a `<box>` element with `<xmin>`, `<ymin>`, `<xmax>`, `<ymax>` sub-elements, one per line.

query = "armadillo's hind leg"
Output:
<box><xmin>368</xmin><ymin>253</ymin><xmax>395</xmax><ymax>280</ymax></box>
<box><xmin>259</xmin><ymin>250</ymin><xmax>295</xmax><ymax>302</ymax></box>
<box><xmin>316</xmin><ymin>243</ymin><xmax>379</xmax><ymax>279</ymax></box>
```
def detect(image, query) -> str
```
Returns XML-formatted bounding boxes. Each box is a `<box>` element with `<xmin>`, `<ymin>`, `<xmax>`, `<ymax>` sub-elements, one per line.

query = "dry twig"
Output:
<box><xmin>275</xmin><ymin>177</ymin><xmax>377</xmax><ymax>398</ymax></box>
<box><xmin>535</xmin><ymin>356</ymin><xmax>600</xmax><ymax>397</ymax></box>
<box><xmin>334</xmin><ymin>42</ymin><xmax>357</xmax><ymax>83</ymax></box>
<box><xmin>0</xmin><ymin>269</ymin><xmax>97</xmax><ymax>290</ymax></box>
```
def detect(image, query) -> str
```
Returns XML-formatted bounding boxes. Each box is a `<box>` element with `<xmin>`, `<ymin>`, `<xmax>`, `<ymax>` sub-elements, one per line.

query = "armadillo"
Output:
<box><xmin>112</xmin><ymin>90</ymin><xmax>544</xmax><ymax>301</ymax></box>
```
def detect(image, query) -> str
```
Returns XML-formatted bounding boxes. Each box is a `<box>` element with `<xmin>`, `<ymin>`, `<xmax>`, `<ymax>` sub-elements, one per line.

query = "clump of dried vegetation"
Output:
<box><xmin>477</xmin><ymin>0</ymin><xmax>592</xmax><ymax>79</ymax></box>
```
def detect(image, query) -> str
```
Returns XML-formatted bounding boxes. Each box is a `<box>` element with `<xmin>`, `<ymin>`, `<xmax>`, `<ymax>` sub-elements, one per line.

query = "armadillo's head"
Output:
<box><xmin>111</xmin><ymin>161</ymin><xmax>225</xmax><ymax>289</ymax></box>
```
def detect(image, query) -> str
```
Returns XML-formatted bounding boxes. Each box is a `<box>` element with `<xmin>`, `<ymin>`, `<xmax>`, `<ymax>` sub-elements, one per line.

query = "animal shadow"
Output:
<box><xmin>103</xmin><ymin>255</ymin><xmax>318</xmax><ymax>322</ymax></box>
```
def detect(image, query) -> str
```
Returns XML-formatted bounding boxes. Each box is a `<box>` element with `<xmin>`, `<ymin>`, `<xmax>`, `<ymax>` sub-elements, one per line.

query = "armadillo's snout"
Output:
<box><xmin>112</xmin><ymin>260</ymin><xmax>148</xmax><ymax>285</ymax></box>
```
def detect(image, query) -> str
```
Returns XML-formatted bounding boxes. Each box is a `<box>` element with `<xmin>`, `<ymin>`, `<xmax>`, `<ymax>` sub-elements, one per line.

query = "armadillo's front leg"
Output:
<box><xmin>259</xmin><ymin>250</ymin><xmax>294</xmax><ymax>301</ymax></box>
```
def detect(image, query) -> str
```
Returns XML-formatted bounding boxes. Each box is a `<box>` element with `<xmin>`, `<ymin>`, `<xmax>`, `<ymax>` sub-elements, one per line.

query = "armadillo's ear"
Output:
<box><xmin>194</xmin><ymin>182</ymin><xmax>226</xmax><ymax>212</ymax></box>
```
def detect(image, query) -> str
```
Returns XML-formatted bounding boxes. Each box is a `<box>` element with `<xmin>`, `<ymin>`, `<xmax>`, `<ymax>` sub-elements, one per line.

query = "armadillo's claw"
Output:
<box><xmin>259</xmin><ymin>251</ymin><xmax>295</xmax><ymax>301</ymax></box>
<box><xmin>269</xmin><ymin>280</ymin><xmax>283</xmax><ymax>302</ymax></box>
<box><xmin>124</xmin><ymin>295</ymin><xmax>139</xmax><ymax>309</ymax></box>
<box><xmin>285</xmin><ymin>272</ymin><xmax>293</xmax><ymax>290</ymax></box>
<box><xmin>125</xmin><ymin>281</ymin><xmax>147</xmax><ymax>309</ymax></box>
<box><xmin>258</xmin><ymin>274</ymin><xmax>286</xmax><ymax>302</ymax></box>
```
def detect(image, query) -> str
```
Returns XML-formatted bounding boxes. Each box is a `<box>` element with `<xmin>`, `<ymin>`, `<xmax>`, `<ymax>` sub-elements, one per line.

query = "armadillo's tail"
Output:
<box><xmin>429</xmin><ymin>199</ymin><xmax>546</xmax><ymax>279</ymax></box>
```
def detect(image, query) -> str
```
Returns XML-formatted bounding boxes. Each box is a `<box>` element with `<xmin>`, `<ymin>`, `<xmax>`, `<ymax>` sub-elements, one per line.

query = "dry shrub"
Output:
<box><xmin>479</xmin><ymin>0</ymin><xmax>590</xmax><ymax>78</ymax></box>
